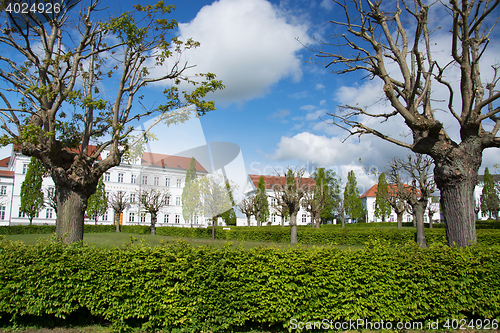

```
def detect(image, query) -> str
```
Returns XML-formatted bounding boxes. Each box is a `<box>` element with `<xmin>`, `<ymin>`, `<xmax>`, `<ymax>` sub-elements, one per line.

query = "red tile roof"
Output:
<box><xmin>360</xmin><ymin>183</ymin><xmax>421</xmax><ymax>198</ymax></box>
<box><xmin>0</xmin><ymin>157</ymin><xmax>10</xmax><ymax>168</ymax></box>
<box><xmin>249</xmin><ymin>174</ymin><xmax>315</xmax><ymax>190</ymax></box>
<box><xmin>0</xmin><ymin>170</ymin><xmax>14</xmax><ymax>178</ymax></box>
<box><xmin>141</xmin><ymin>152</ymin><xmax>207</xmax><ymax>172</ymax></box>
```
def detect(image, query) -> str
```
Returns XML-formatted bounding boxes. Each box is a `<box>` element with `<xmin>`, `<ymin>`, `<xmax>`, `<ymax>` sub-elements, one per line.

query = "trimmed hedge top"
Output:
<box><xmin>0</xmin><ymin>238</ymin><xmax>499</xmax><ymax>332</ymax></box>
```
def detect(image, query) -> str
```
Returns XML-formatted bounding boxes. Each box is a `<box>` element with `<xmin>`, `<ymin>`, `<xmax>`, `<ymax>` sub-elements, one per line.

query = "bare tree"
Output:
<box><xmin>272</xmin><ymin>200</ymin><xmax>289</xmax><ymax>227</ymax></box>
<box><xmin>315</xmin><ymin>0</ymin><xmax>500</xmax><ymax>246</ymax></box>
<box><xmin>385</xmin><ymin>159</ymin><xmax>408</xmax><ymax>229</ymax></box>
<box><xmin>302</xmin><ymin>183</ymin><xmax>328</xmax><ymax>229</ymax></box>
<box><xmin>109</xmin><ymin>191</ymin><xmax>130</xmax><ymax>232</ymax></box>
<box><xmin>271</xmin><ymin>168</ymin><xmax>312</xmax><ymax>244</ymax></box>
<box><xmin>137</xmin><ymin>189</ymin><xmax>170</xmax><ymax>235</ymax></box>
<box><xmin>238</xmin><ymin>196</ymin><xmax>255</xmax><ymax>226</ymax></box>
<box><xmin>427</xmin><ymin>199</ymin><xmax>439</xmax><ymax>229</ymax></box>
<box><xmin>0</xmin><ymin>0</ymin><xmax>222</xmax><ymax>242</ymax></box>
<box><xmin>44</xmin><ymin>187</ymin><xmax>58</xmax><ymax>215</ymax></box>
<box><xmin>401</xmin><ymin>154</ymin><xmax>436</xmax><ymax>248</ymax></box>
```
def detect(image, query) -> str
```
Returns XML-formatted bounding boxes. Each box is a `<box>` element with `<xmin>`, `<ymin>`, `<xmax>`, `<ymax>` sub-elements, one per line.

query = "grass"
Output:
<box><xmin>2</xmin><ymin>232</ymin><xmax>363</xmax><ymax>250</ymax></box>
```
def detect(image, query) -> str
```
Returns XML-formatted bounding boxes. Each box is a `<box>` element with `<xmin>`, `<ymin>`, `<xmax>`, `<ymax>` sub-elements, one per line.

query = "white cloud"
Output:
<box><xmin>160</xmin><ymin>0</ymin><xmax>311</xmax><ymax>104</ymax></box>
<box><xmin>315</xmin><ymin>83</ymin><xmax>325</xmax><ymax>90</ymax></box>
<box><xmin>270</xmin><ymin>109</ymin><xmax>290</xmax><ymax>120</ymax></box>
<box><xmin>320</xmin><ymin>0</ymin><xmax>334</xmax><ymax>11</ymax></box>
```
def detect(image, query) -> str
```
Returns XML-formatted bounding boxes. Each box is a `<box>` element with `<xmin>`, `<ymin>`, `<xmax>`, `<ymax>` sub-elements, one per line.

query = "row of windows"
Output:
<box><xmin>107</xmin><ymin>192</ymin><xmax>182</xmax><ymax>206</ymax></box>
<box><xmin>104</xmin><ymin>173</ymin><xmax>182</xmax><ymax>187</ymax></box>
<box><xmin>127</xmin><ymin>213</ymin><xmax>192</xmax><ymax>224</ymax></box>
<box><xmin>17</xmin><ymin>208</ymin><xmax>54</xmax><ymax>219</ymax></box>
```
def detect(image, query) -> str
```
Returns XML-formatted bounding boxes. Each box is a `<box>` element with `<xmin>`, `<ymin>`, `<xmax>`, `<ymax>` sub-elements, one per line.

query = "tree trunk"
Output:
<box><xmin>247</xmin><ymin>215</ymin><xmax>251</xmax><ymax>226</ymax></box>
<box><xmin>433</xmin><ymin>146</ymin><xmax>480</xmax><ymax>247</ymax></box>
<box><xmin>414</xmin><ymin>204</ymin><xmax>427</xmax><ymax>248</ymax></box>
<box><xmin>29</xmin><ymin>217</ymin><xmax>33</xmax><ymax>225</ymax></box>
<box><xmin>428</xmin><ymin>212</ymin><xmax>434</xmax><ymax>229</ymax></box>
<box><xmin>290</xmin><ymin>213</ymin><xmax>297</xmax><ymax>244</ymax></box>
<box><xmin>315</xmin><ymin>215</ymin><xmax>321</xmax><ymax>228</ymax></box>
<box><xmin>281</xmin><ymin>215</ymin><xmax>284</xmax><ymax>227</ymax></box>
<box><xmin>116</xmin><ymin>214</ymin><xmax>120</xmax><ymax>233</ymax></box>
<box><xmin>341</xmin><ymin>214</ymin><xmax>345</xmax><ymax>229</ymax></box>
<box><xmin>396</xmin><ymin>212</ymin><xmax>403</xmax><ymax>229</ymax></box>
<box><xmin>150</xmin><ymin>212</ymin><xmax>157</xmax><ymax>235</ymax></box>
<box><xmin>212</xmin><ymin>216</ymin><xmax>217</xmax><ymax>240</ymax></box>
<box><xmin>56</xmin><ymin>186</ymin><xmax>89</xmax><ymax>243</ymax></box>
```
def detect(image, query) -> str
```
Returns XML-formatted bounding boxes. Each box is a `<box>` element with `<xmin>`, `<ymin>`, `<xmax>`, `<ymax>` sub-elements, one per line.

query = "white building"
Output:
<box><xmin>236</xmin><ymin>174</ymin><xmax>315</xmax><ymax>226</ymax></box>
<box><xmin>0</xmin><ymin>146</ymin><xmax>210</xmax><ymax>227</ymax></box>
<box><xmin>360</xmin><ymin>184</ymin><xmax>440</xmax><ymax>223</ymax></box>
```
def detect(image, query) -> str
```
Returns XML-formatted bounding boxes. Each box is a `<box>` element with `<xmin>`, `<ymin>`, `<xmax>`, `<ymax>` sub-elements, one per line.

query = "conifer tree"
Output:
<box><xmin>374</xmin><ymin>173</ymin><xmax>391</xmax><ymax>222</ymax></box>
<box><xmin>480</xmin><ymin>167</ymin><xmax>500</xmax><ymax>220</ymax></box>
<box><xmin>86</xmin><ymin>177</ymin><xmax>108</xmax><ymax>226</ymax></box>
<box><xmin>344</xmin><ymin>170</ymin><xmax>363</xmax><ymax>222</ymax></box>
<box><xmin>20</xmin><ymin>157</ymin><xmax>47</xmax><ymax>225</ymax></box>
<box><xmin>220</xmin><ymin>180</ymin><xmax>237</xmax><ymax>226</ymax></box>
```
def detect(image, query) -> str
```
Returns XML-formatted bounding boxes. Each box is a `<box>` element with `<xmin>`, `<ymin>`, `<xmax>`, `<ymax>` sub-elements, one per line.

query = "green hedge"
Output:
<box><xmin>0</xmin><ymin>238</ymin><xmax>499</xmax><ymax>332</ymax></box>
<box><xmin>2</xmin><ymin>224</ymin><xmax>499</xmax><ymax>246</ymax></box>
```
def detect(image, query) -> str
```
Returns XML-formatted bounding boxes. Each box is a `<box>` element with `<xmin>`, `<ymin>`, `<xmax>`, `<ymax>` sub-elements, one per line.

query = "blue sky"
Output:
<box><xmin>1</xmin><ymin>0</ymin><xmax>499</xmax><ymax>194</ymax></box>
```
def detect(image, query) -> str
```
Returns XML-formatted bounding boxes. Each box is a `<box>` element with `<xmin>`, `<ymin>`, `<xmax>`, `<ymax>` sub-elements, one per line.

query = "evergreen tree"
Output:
<box><xmin>20</xmin><ymin>157</ymin><xmax>47</xmax><ymax>224</ymax></box>
<box><xmin>86</xmin><ymin>177</ymin><xmax>108</xmax><ymax>226</ymax></box>
<box><xmin>344</xmin><ymin>170</ymin><xmax>363</xmax><ymax>222</ymax></box>
<box><xmin>182</xmin><ymin>157</ymin><xmax>200</xmax><ymax>227</ymax></box>
<box><xmin>311</xmin><ymin>168</ymin><xmax>342</xmax><ymax>223</ymax></box>
<box><xmin>374</xmin><ymin>173</ymin><xmax>391</xmax><ymax>222</ymax></box>
<box><xmin>220</xmin><ymin>180</ymin><xmax>237</xmax><ymax>226</ymax></box>
<box><xmin>254</xmin><ymin>176</ymin><xmax>270</xmax><ymax>226</ymax></box>
<box><xmin>480</xmin><ymin>167</ymin><xmax>500</xmax><ymax>220</ymax></box>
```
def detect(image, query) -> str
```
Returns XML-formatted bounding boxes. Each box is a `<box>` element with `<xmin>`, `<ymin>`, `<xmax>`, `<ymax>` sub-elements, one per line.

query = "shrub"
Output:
<box><xmin>0</xmin><ymin>239</ymin><xmax>499</xmax><ymax>331</ymax></box>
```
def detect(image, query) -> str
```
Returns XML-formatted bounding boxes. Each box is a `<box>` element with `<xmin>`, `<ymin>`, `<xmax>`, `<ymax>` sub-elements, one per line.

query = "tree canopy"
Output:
<box><xmin>314</xmin><ymin>0</ymin><xmax>500</xmax><ymax>246</ymax></box>
<box><xmin>344</xmin><ymin>170</ymin><xmax>363</xmax><ymax>222</ymax></box>
<box><xmin>374</xmin><ymin>173</ymin><xmax>391</xmax><ymax>222</ymax></box>
<box><xmin>20</xmin><ymin>157</ymin><xmax>47</xmax><ymax>224</ymax></box>
<box><xmin>0</xmin><ymin>0</ymin><xmax>223</xmax><ymax>242</ymax></box>
<box><xmin>480</xmin><ymin>167</ymin><xmax>500</xmax><ymax>219</ymax></box>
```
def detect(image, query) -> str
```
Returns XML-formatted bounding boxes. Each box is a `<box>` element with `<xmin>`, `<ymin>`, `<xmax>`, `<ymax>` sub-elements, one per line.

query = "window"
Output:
<box><xmin>407</xmin><ymin>216</ymin><xmax>412</xmax><ymax>222</ymax></box>
<box><xmin>165</xmin><ymin>196</ymin><xmax>170</xmax><ymax>205</ymax></box>
<box><xmin>176</xmin><ymin>179</ymin><xmax>182</xmax><ymax>187</ymax></box>
<box><xmin>0</xmin><ymin>206</ymin><xmax>5</xmax><ymax>220</ymax></box>
<box><xmin>104</xmin><ymin>211</ymin><xmax>108</xmax><ymax>221</ymax></box>
<box><xmin>104</xmin><ymin>172</ymin><xmax>110</xmax><ymax>182</ymax></box>
<box><xmin>175</xmin><ymin>214</ymin><xmax>180</xmax><ymax>223</ymax></box>
<box><xmin>129</xmin><ymin>213</ymin><xmax>135</xmax><ymax>222</ymax></box>
<box><xmin>270</xmin><ymin>198</ymin><xmax>276</xmax><ymax>206</ymax></box>
<box><xmin>130</xmin><ymin>193</ymin><xmax>136</xmax><ymax>203</ymax></box>
<box><xmin>424</xmin><ymin>216</ymin><xmax>428</xmax><ymax>222</ymax></box>
<box><xmin>142</xmin><ymin>175</ymin><xmax>148</xmax><ymax>185</ymax></box>
<box><xmin>22</xmin><ymin>164</ymin><xmax>28</xmax><ymax>174</ymax></box>
<box><xmin>373</xmin><ymin>202</ymin><xmax>376</xmax><ymax>209</ymax></box>
<box><xmin>131</xmin><ymin>174</ymin><xmax>136</xmax><ymax>184</ymax></box>
<box><xmin>46</xmin><ymin>208</ymin><xmax>53</xmax><ymax>219</ymax></box>
<box><xmin>390</xmin><ymin>216</ymin><xmax>395</xmax><ymax>222</ymax></box>
<box><xmin>302</xmin><ymin>214</ymin><xmax>307</xmax><ymax>223</ymax></box>
<box><xmin>165</xmin><ymin>178</ymin><xmax>170</xmax><ymax>187</ymax></box>
<box><xmin>194</xmin><ymin>215</ymin><xmax>198</xmax><ymax>224</ymax></box>
<box><xmin>0</xmin><ymin>185</ymin><xmax>6</xmax><ymax>196</ymax></box>
<box><xmin>272</xmin><ymin>215</ymin><xmax>276</xmax><ymax>223</ymax></box>
<box><xmin>118</xmin><ymin>173</ymin><xmax>124</xmax><ymax>183</ymax></box>
<box><xmin>154</xmin><ymin>176</ymin><xmax>159</xmax><ymax>186</ymax></box>
<box><xmin>176</xmin><ymin>196</ymin><xmax>181</xmax><ymax>206</ymax></box>
<box><xmin>140</xmin><ymin>213</ymin><xmax>146</xmax><ymax>223</ymax></box>
<box><xmin>19</xmin><ymin>209</ymin><xmax>26</xmax><ymax>218</ymax></box>
<box><xmin>164</xmin><ymin>214</ymin><xmax>169</xmax><ymax>223</ymax></box>
<box><xmin>105</xmin><ymin>192</ymin><xmax>110</xmax><ymax>200</ymax></box>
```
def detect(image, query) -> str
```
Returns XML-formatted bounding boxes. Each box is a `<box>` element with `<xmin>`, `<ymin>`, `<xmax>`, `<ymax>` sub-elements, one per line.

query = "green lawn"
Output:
<box><xmin>2</xmin><ymin>232</ymin><xmax>362</xmax><ymax>250</ymax></box>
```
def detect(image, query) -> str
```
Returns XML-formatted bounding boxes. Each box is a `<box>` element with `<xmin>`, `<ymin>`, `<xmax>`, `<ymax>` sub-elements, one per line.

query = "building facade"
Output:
<box><xmin>360</xmin><ymin>184</ymin><xmax>441</xmax><ymax>223</ymax></box>
<box><xmin>0</xmin><ymin>147</ymin><xmax>210</xmax><ymax>227</ymax></box>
